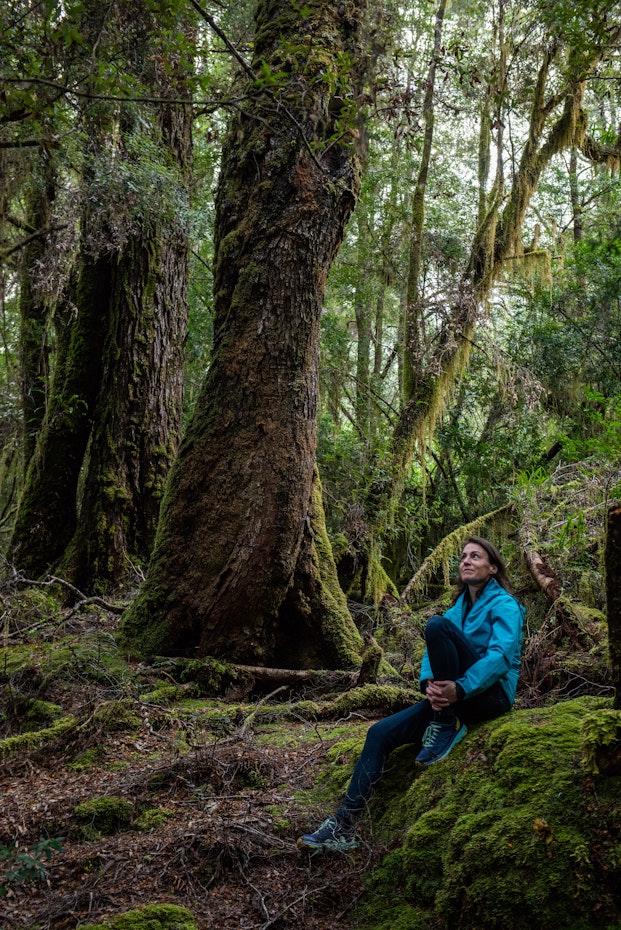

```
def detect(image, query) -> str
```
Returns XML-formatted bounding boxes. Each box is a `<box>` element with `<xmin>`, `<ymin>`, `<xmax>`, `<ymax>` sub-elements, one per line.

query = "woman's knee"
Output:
<box><xmin>424</xmin><ymin>614</ymin><xmax>448</xmax><ymax>641</ymax></box>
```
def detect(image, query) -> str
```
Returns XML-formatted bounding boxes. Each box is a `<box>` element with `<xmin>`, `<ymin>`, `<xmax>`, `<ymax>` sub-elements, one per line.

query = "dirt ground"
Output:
<box><xmin>0</xmin><ymin>610</ymin><xmax>388</xmax><ymax>930</ymax></box>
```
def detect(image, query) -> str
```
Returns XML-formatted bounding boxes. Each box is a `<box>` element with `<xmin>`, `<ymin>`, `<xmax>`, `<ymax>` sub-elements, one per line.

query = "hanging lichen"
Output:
<box><xmin>400</xmin><ymin>504</ymin><xmax>516</xmax><ymax>605</ymax></box>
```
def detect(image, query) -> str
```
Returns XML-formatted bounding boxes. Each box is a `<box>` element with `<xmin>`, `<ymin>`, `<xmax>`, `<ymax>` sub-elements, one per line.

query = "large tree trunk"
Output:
<box><xmin>10</xmin><ymin>1</ymin><xmax>192</xmax><ymax>588</ymax></box>
<box><xmin>62</xmin><ymin>227</ymin><xmax>189</xmax><ymax>590</ymax></box>
<box><xmin>63</xmin><ymin>16</ymin><xmax>193</xmax><ymax>591</ymax></box>
<box><xmin>121</xmin><ymin>0</ymin><xmax>367</xmax><ymax>668</ymax></box>
<box><xmin>18</xmin><ymin>154</ymin><xmax>56</xmax><ymax>465</ymax></box>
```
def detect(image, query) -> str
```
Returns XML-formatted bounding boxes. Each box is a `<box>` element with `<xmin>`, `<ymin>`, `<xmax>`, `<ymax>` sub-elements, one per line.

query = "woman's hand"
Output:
<box><xmin>426</xmin><ymin>679</ymin><xmax>459</xmax><ymax>711</ymax></box>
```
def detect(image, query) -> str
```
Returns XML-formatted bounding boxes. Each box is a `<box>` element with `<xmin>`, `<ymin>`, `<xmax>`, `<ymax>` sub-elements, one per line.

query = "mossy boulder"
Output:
<box><xmin>74</xmin><ymin>796</ymin><xmax>134</xmax><ymax>836</ymax></box>
<box><xmin>80</xmin><ymin>903</ymin><xmax>197</xmax><ymax>930</ymax></box>
<box><xmin>359</xmin><ymin>697</ymin><xmax>621</xmax><ymax>930</ymax></box>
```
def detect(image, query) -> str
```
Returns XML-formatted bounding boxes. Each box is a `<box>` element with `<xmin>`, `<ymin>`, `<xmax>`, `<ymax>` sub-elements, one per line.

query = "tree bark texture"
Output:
<box><xmin>122</xmin><ymin>0</ymin><xmax>367</xmax><ymax>668</ymax></box>
<box><xmin>606</xmin><ymin>504</ymin><xmax>621</xmax><ymax>709</ymax></box>
<box><xmin>64</xmin><ymin>225</ymin><xmax>189</xmax><ymax>590</ymax></box>
<box><xmin>18</xmin><ymin>154</ymin><xmax>56</xmax><ymax>465</ymax></box>
<box><xmin>8</xmin><ymin>255</ymin><xmax>110</xmax><ymax>576</ymax></box>
<box><xmin>64</xmin><ymin>19</ymin><xmax>193</xmax><ymax>591</ymax></box>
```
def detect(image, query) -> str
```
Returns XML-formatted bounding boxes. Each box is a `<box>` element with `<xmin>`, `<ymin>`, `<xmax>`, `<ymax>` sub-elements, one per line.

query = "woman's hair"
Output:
<box><xmin>455</xmin><ymin>535</ymin><xmax>512</xmax><ymax>594</ymax></box>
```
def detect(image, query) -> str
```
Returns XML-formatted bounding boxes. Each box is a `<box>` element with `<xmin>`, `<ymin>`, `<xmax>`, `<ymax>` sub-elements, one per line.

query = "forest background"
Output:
<box><xmin>1</xmin><ymin>0</ymin><xmax>621</xmax><ymax>928</ymax></box>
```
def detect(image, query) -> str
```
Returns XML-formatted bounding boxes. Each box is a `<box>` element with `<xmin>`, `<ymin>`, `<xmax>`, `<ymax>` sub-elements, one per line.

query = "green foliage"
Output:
<box><xmin>0</xmin><ymin>837</ymin><xmax>64</xmax><ymax>897</ymax></box>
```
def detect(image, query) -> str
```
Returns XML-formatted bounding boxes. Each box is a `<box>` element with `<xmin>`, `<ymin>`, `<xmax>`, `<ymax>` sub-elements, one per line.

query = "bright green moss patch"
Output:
<box><xmin>581</xmin><ymin>707</ymin><xmax>621</xmax><ymax>774</ymax></box>
<box><xmin>68</xmin><ymin>747</ymin><xmax>102</xmax><ymax>772</ymax></box>
<box><xmin>359</xmin><ymin>697</ymin><xmax>621</xmax><ymax>930</ymax></box>
<box><xmin>80</xmin><ymin>903</ymin><xmax>197</xmax><ymax>930</ymax></box>
<box><xmin>0</xmin><ymin>716</ymin><xmax>78</xmax><ymax>755</ymax></box>
<box><xmin>74</xmin><ymin>796</ymin><xmax>134</xmax><ymax>836</ymax></box>
<box><xmin>92</xmin><ymin>700</ymin><xmax>142</xmax><ymax>732</ymax></box>
<box><xmin>23</xmin><ymin>698</ymin><xmax>64</xmax><ymax>725</ymax></box>
<box><xmin>0</xmin><ymin>633</ymin><xmax>129</xmax><ymax>687</ymax></box>
<box><xmin>140</xmin><ymin>684</ymin><xmax>187</xmax><ymax>704</ymax></box>
<box><xmin>134</xmin><ymin>808</ymin><xmax>173</xmax><ymax>832</ymax></box>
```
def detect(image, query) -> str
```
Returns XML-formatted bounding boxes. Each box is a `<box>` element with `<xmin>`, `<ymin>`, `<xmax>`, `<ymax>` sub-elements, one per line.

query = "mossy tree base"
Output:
<box><xmin>120</xmin><ymin>0</ymin><xmax>367</xmax><ymax>669</ymax></box>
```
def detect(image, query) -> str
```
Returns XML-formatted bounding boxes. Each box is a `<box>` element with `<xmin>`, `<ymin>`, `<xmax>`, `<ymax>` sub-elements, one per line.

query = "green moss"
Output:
<box><xmin>80</xmin><ymin>903</ymin><xmax>197</xmax><ymax>930</ymax></box>
<box><xmin>359</xmin><ymin>697</ymin><xmax>621</xmax><ymax>930</ymax></box>
<box><xmin>92</xmin><ymin>700</ymin><xmax>142</xmax><ymax>732</ymax></box>
<box><xmin>264</xmin><ymin>803</ymin><xmax>292</xmax><ymax>833</ymax></box>
<box><xmin>0</xmin><ymin>716</ymin><xmax>78</xmax><ymax>755</ymax></box>
<box><xmin>366</xmin><ymin>554</ymin><xmax>399</xmax><ymax>607</ymax></box>
<box><xmin>0</xmin><ymin>633</ymin><xmax>129</xmax><ymax>688</ymax></box>
<box><xmin>134</xmin><ymin>808</ymin><xmax>173</xmax><ymax>832</ymax></box>
<box><xmin>140</xmin><ymin>684</ymin><xmax>186</xmax><ymax>704</ymax></box>
<box><xmin>581</xmin><ymin>708</ymin><xmax>621</xmax><ymax>774</ymax></box>
<box><xmin>74</xmin><ymin>796</ymin><xmax>134</xmax><ymax>836</ymax></box>
<box><xmin>23</xmin><ymin>698</ymin><xmax>64</xmax><ymax>725</ymax></box>
<box><xmin>311</xmin><ymin>468</ymin><xmax>364</xmax><ymax>669</ymax></box>
<box><xmin>328</xmin><ymin>684</ymin><xmax>420</xmax><ymax>719</ymax></box>
<box><xmin>68</xmin><ymin>747</ymin><xmax>102</xmax><ymax>772</ymax></box>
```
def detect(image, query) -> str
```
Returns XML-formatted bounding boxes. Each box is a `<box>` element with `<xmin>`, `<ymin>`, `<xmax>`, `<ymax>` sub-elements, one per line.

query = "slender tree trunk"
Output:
<box><xmin>121</xmin><ymin>0</ymin><xmax>367</xmax><ymax>668</ymax></box>
<box><xmin>606</xmin><ymin>504</ymin><xmax>621</xmax><ymax>709</ymax></box>
<box><xmin>354</xmin><ymin>238</ymin><xmax>373</xmax><ymax>441</ymax></box>
<box><xmin>569</xmin><ymin>145</ymin><xmax>584</xmax><ymax>242</ymax></box>
<box><xmin>401</xmin><ymin>0</ymin><xmax>448</xmax><ymax>405</ymax></box>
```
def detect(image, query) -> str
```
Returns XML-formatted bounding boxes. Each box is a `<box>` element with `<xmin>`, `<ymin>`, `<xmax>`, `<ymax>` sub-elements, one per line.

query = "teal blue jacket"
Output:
<box><xmin>419</xmin><ymin>578</ymin><xmax>525</xmax><ymax>704</ymax></box>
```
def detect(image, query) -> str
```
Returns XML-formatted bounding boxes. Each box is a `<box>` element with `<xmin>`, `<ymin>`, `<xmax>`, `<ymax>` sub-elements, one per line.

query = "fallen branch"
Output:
<box><xmin>517</xmin><ymin>526</ymin><xmax>562</xmax><ymax>601</ymax></box>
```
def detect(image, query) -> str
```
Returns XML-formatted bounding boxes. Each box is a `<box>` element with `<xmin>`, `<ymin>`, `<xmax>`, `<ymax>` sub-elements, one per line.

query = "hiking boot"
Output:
<box><xmin>416</xmin><ymin>719</ymin><xmax>467</xmax><ymax>766</ymax></box>
<box><xmin>297</xmin><ymin>816</ymin><xmax>360</xmax><ymax>853</ymax></box>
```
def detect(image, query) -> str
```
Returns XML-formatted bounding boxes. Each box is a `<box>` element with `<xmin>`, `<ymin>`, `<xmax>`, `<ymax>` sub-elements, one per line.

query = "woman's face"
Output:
<box><xmin>459</xmin><ymin>542</ymin><xmax>498</xmax><ymax>587</ymax></box>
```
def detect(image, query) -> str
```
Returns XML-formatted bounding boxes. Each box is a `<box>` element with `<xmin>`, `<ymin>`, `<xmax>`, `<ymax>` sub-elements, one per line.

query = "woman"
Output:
<box><xmin>297</xmin><ymin>536</ymin><xmax>525</xmax><ymax>853</ymax></box>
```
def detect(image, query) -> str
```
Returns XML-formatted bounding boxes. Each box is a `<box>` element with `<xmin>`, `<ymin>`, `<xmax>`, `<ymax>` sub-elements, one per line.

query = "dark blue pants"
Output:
<box><xmin>336</xmin><ymin>615</ymin><xmax>511</xmax><ymax>822</ymax></box>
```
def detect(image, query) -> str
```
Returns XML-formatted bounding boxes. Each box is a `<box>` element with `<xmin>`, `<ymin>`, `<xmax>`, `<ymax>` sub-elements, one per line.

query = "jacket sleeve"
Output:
<box><xmin>455</xmin><ymin>595</ymin><xmax>523</xmax><ymax>698</ymax></box>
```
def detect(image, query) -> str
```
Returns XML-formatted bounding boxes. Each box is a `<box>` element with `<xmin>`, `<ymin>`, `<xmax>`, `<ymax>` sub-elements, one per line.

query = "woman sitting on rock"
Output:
<box><xmin>298</xmin><ymin>536</ymin><xmax>525</xmax><ymax>853</ymax></box>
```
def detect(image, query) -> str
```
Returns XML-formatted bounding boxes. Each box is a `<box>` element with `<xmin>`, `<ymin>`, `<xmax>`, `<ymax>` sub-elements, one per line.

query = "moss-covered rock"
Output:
<box><xmin>74</xmin><ymin>796</ymin><xmax>134</xmax><ymax>836</ymax></box>
<box><xmin>581</xmin><ymin>707</ymin><xmax>621</xmax><ymax>775</ymax></box>
<box><xmin>359</xmin><ymin>697</ymin><xmax>621</xmax><ymax>930</ymax></box>
<box><xmin>80</xmin><ymin>903</ymin><xmax>197</xmax><ymax>930</ymax></box>
<box><xmin>92</xmin><ymin>699</ymin><xmax>142</xmax><ymax>732</ymax></box>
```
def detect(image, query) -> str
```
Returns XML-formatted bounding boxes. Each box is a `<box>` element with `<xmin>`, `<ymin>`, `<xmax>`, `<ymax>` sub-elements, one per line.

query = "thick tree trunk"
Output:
<box><xmin>8</xmin><ymin>256</ymin><xmax>110</xmax><ymax>576</ymax></box>
<box><xmin>64</xmin><ymin>67</ymin><xmax>193</xmax><ymax>591</ymax></box>
<box><xmin>63</xmin><ymin>228</ymin><xmax>189</xmax><ymax>590</ymax></box>
<box><xmin>18</xmin><ymin>155</ymin><xmax>56</xmax><ymax>464</ymax></box>
<box><xmin>121</xmin><ymin>0</ymin><xmax>367</xmax><ymax>668</ymax></box>
<box><xmin>606</xmin><ymin>504</ymin><xmax>621</xmax><ymax>709</ymax></box>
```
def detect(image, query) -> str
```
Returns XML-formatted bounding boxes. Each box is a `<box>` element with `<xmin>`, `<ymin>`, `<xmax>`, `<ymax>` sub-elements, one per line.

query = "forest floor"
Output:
<box><xmin>0</xmin><ymin>604</ymin><xmax>390</xmax><ymax>930</ymax></box>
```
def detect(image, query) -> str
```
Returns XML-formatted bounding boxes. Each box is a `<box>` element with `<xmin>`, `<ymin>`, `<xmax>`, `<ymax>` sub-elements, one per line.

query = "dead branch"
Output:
<box><xmin>518</xmin><ymin>526</ymin><xmax>562</xmax><ymax>601</ymax></box>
